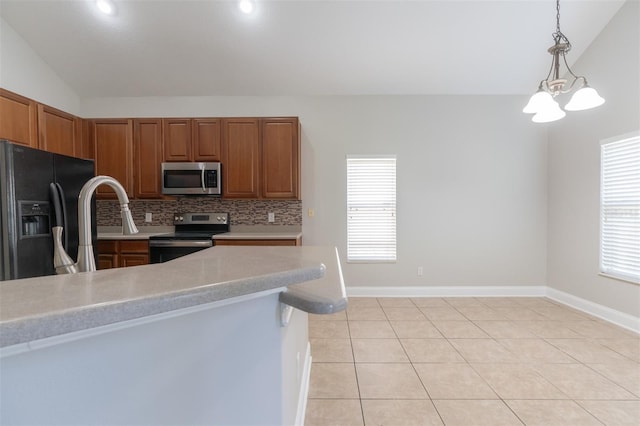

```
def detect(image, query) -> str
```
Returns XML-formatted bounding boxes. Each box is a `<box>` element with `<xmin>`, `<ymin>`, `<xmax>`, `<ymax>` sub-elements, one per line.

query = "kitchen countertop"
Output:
<box><xmin>97</xmin><ymin>225</ymin><xmax>172</xmax><ymax>240</ymax></box>
<box><xmin>97</xmin><ymin>232</ymin><xmax>166</xmax><ymax>240</ymax></box>
<box><xmin>0</xmin><ymin>246</ymin><xmax>347</xmax><ymax>348</ymax></box>
<box><xmin>213</xmin><ymin>232</ymin><xmax>302</xmax><ymax>240</ymax></box>
<box><xmin>97</xmin><ymin>226</ymin><xmax>302</xmax><ymax>240</ymax></box>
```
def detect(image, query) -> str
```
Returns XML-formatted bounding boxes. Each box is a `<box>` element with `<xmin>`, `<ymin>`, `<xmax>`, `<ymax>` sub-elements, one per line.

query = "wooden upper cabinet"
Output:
<box><xmin>91</xmin><ymin>119</ymin><xmax>134</xmax><ymax>199</ymax></box>
<box><xmin>133</xmin><ymin>119</ymin><xmax>163</xmax><ymax>199</ymax></box>
<box><xmin>261</xmin><ymin>118</ymin><xmax>300</xmax><ymax>199</ymax></box>
<box><xmin>193</xmin><ymin>118</ymin><xmax>221</xmax><ymax>161</ymax></box>
<box><xmin>0</xmin><ymin>89</ymin><xmax>37</xmax><ymax>148</ymax></box>
<box><xmin>37</xmin><ymin>104</ymin><xmax>82</xmax><ymax>157</ymax></box>
<box><xmin>222</xmin><ymin>118</ymin><xmax>260</xmax><ymax>199</ymax></box>
<box><xmin>163</xmin><ymin>118</ymin><xmax>221</xmax><ymax>162</ymax></box>
<box><xmin>163</xmin><ymin>119</ymin><xmax>191</xmax><ymax>161</ymax></box>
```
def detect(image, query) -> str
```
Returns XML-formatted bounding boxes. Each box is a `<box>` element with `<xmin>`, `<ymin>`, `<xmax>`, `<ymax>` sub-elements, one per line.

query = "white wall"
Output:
<box><xmin>547</xmin><ymin>0</ymin><xmax>640</xmax><ymax>317</ymax></box>
<box><xmin>82</xmin><ymin>95</ymin><xmax>548</xmax><ymax>289</ymax></box>
<box><xmin>0</xmin><ymin>18</ymin><xmax>81</xmax><ymax>115</ymax></box>
<box><xmin>1</xmin><ymin>10</ymin><xmax>550</xmax><ymax>291</ymax></box>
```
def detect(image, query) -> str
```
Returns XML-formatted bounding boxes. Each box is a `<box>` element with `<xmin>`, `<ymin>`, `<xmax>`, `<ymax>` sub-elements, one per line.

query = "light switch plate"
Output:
<box><xmin>144</xmin><ymin>212</ymin><xmax>152</xmax><ymax>223</ymax></box>
<box><xmin>268</xmin><ymin>212</ymin><xmax>275</xmax><ymax>223</ymax></box>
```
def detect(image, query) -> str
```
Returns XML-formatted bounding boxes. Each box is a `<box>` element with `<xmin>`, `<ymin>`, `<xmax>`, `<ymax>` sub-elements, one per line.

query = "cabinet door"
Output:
<box><xmin>222</xmin><ymin>118</ymin><xmax>260</xmax><ymax>198</ymax></box>
<box><xmin>92</xmin><ymin>120</ymin><xmax>134</xmax><ymax>199</ymax></box>
<box><xmin>0</xmin><ymin>89</ymin><xmax>37</xmax><ymax>148</ymax></box>
<box><xmin>97</xmin><ymin>240</ymin><xmax>118</xmax><ymax>270</ymax></box>
<box><xmin>134</xmin><ymin>119</ymin><xmax>163</xmax><ymax>199</ymax></box>
<box><xmin>163</xmin><ymin>119</ymin><xmax>191</xmax><ymax>161</ymax></box>
<box><xmin>37</xmin><ymin>104</ymin><xmax>82</xmax><ymax>157</ymax></box>
<box><xmin>193</xmin><ymin>118</ymin><xmax>221</xmax><ymax>161</ymax></box>
<box><xmin>98</xmin><ymin>254</ymin><xmax>118</xmax><ymax>270</ymax></box>
<box><xmin>120</xmin><ymin>253</ymin><xmax>149</xmax><ymax>268</ymax></box>
<box><xmin>261</xmin><ymin>118</ymin><xmax>300</xmax><ymax>199</ymax></box>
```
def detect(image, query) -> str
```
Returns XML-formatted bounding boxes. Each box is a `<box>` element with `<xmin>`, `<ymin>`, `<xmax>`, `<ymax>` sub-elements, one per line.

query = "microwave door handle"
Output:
<box><xmin>201</xmin><ymin>167</ymin><xmax>206</xmax><ymax>192</ymax></box>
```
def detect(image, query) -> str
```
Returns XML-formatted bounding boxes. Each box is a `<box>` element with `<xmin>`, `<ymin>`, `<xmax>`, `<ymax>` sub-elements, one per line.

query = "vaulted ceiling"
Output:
<box><xmin>0</xmin><ymin>0</ymin><xmax>626</xmax><ymax>97</ymax></box>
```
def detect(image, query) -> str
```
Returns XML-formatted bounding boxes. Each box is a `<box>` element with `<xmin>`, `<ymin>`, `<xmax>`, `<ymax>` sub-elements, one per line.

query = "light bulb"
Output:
<box><xmin>565</xmin><ymin>86</ymin><xmax>605</xmax><ymax>111</ymax></box>
<box><xmin>95</xmin><ymin>0</ymin><xmax>115</xmax><ymax>15</ymax></box>
<box><xmin>238</xmin><ymin>0</ymin><xmax>255</xmax><ymax>14</ymax></box>
<box><xmin>523</xmin><ymin>90</ymin><xmax>555</xmax><ymax>114</ymax></box>
<box><xmin>532</xmin><ymin>99</ymin><xmax>566</xmax><ymax>123</ymax></box>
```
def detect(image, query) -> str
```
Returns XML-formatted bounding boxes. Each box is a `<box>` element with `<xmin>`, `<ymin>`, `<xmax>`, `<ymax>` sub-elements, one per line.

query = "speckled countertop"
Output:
<box><xmin>213</xmin><ymin>232</ymin><xmax>302</xmax><ymax>240</ymax></box>
<box><xmin>0</xmin><ymin>246</ymin><xmax>346</xmax><ymax>348</ymax></box>
<box><xmin>97</xmin><ymin>226</ymin><xmax>302</xmax><ymax>240</ymax></box>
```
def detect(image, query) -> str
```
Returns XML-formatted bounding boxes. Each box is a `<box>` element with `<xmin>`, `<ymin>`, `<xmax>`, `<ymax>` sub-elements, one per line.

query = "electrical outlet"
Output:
<box><xmin>308</xmin><ymin>208</ymin><xmax>315</xmax><ymax>217</ymax></box>
<box><xmin>144</xmin><ymin>212</ymin><xmax>152</xmax><ymax>223</ymax></box>
<box><xmin>417</xmin><ymin>266</ymin><xmax>423</xmax><ymax>276</ymax></box>
<box><xmin>268</xmin><ymin>212</ymin><xmax>275</xmax><ymax>223</ymax></box>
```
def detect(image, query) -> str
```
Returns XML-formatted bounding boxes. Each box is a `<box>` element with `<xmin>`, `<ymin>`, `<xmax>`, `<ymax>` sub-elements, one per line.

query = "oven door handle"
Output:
<box><xmin>149</xmin><ymin>240</ymin><xmax>213</xmax><ymax>248</ymax></box>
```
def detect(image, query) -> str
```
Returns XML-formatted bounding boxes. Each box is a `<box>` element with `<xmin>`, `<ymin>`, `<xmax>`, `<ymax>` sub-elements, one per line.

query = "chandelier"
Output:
<box><xmin>523</xmin><ymin>0</ymin><xmax>605</xmax><ymax>123</ymax></box>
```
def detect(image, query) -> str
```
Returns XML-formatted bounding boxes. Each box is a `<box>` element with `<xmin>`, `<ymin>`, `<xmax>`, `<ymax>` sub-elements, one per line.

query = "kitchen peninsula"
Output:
<box><xmin>0</xmin><ymin>245</ymin><xmax>346</xmax><ymax>425</ymax></box>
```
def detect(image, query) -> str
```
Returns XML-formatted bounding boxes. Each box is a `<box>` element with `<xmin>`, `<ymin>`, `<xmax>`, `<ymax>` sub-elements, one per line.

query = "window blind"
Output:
<box><xmin>347</xmin><ymin>156</ymin><xmax>396</xmax><ymax>262</ymax></box>
<box><xmin>600</xmin><ymin>135</ymin><xmax>640</xmax><ymax>283</ymax></box>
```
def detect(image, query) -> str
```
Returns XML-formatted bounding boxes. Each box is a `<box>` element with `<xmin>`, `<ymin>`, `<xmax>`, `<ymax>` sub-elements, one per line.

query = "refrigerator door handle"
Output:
<box><xmin>49</xmin><ymin>183</ymin><xmax>69</xmax><ymax>250</ymax></box>
<box><xmin>55</xmin><ymin>183</ymin><xmax>69</xmax><ymax>250</ymax></box>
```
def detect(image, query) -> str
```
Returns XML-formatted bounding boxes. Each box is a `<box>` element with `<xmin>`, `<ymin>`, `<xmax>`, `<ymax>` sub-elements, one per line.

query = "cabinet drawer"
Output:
<box><xmin>97</xmin><ymin>240</ymin><xmax>117</xmax><ymax>253</ymax></box>
<box><xmin>119</xmin><ymin>240</ymin><xmax>149</xmax><ymax>253</ymax></box>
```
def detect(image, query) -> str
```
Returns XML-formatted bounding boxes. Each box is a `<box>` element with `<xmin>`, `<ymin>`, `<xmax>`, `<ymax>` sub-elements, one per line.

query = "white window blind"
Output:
<box><xmin>600</xmin><ymin>134</ymin><xmax>640</xmax><ymax>283</ymax></box>
<box><xmin>347</xmin><ymin>156</ymin><xmax>396</xmax><ymax>262</ymax></box>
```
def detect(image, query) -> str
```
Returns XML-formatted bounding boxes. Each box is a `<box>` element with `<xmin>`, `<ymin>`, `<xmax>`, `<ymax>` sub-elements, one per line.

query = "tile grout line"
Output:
<box><xmin>309</xmin><ymin>298</ymin><xmax>639</xmax><ymax>425</ymax></box>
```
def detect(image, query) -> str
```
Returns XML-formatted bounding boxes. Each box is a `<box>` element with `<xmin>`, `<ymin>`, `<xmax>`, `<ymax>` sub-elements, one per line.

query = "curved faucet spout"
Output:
<box><xmin>76</xmin><ymin>175</ymin><xmax>139</xmax><ymax>272</ymax></box>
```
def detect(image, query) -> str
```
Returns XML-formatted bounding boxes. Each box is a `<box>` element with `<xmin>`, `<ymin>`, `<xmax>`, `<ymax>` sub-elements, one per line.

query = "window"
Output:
<box><xmin>600</xmin><ymin>133</ymin><xmax>640</xmax><ymax>283</ymax></box>
<box><xmin>346</xmin><ymin>156</ymin><xmax>396</xmax><ymax>262</ymax></box>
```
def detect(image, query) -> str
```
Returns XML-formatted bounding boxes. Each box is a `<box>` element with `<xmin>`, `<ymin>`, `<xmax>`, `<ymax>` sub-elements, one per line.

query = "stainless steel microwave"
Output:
<box><xmin>161</xmin><ymin>162</ymin><xmax>221</xmax><ymax>196</ymax></box>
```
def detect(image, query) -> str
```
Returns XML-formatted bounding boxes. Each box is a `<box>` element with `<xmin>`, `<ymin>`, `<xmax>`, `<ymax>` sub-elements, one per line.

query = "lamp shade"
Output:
<box><xmin>564</xmin><ymin>86</ymin><xmax>605</xmax><ymax>111</ymax></box>
<box><xmin>523</xmin><ymin>90</ymin><xmax>555</xmax><ymax>114</ymax></box>
<box><xmin>532</xmin><ymin>100</ymin><xmax>566</xmax><ymax>123</ymax></box>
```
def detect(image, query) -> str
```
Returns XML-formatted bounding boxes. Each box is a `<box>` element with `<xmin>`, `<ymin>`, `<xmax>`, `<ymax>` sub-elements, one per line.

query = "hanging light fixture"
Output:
<box><xmin>523</xmin><ymin>0</ymin><xmax>605</xmax><ymax>123</ymax></box>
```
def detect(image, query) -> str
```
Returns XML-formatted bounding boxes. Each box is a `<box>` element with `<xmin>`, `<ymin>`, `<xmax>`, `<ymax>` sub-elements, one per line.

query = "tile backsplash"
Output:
<box><xmin>97</xmin><ymin>198</ymin><xmax>302</xmax><ymax>227</ymax></box>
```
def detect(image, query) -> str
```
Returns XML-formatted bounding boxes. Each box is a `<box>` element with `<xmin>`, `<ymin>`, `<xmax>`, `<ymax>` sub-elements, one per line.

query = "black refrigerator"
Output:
<box><xmin>0</xmin><ymin>140</ymin><xmax>97</xmax><ymax>280</ymax></box>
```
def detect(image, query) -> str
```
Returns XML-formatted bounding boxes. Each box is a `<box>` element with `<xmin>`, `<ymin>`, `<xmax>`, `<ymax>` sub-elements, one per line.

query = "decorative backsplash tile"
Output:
<box><xmin>97</xmin><ymin>198</ymin><xmax>302</xmax><ymax>227</ymax></box>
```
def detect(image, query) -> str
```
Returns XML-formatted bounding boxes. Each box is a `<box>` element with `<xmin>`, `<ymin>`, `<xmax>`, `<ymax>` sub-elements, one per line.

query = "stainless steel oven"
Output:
<box><xmin>149</xmin><ymin>212</ymin><xmax>229</xmax><ymax>263</ymax></box>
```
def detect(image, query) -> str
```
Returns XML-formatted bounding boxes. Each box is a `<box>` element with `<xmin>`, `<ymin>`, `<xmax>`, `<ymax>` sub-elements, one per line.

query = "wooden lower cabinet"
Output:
<box><xmin>214</xmin><ymin>237</ymin><xmax>301</xmax><ymax>246</ymax></box>
<box><xmin>97</xmin><ymin>240</ymin><xmax>149</xmax><ymax>269</ymax></box>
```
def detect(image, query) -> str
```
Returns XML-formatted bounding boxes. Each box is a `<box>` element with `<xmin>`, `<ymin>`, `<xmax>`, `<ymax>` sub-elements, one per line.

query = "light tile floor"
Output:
<box><xmin>304</xmin><ymin>297</ymin><xmax>640</xmax><ymax>426</ymax></box>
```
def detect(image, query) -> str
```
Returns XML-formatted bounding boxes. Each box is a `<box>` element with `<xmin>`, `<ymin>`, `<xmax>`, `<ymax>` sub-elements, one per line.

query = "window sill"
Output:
<box><xmin>599</xmin><ymin>272</ymin><xmax>640</xmax><ymax>286</ymax></box>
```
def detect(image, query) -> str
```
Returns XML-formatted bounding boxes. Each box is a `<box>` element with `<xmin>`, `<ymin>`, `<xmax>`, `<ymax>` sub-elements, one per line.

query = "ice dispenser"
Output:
<box><xmin>19</xmin><ymin>201</ymin><xmax>51</xmax><ymax>238</ymax></box>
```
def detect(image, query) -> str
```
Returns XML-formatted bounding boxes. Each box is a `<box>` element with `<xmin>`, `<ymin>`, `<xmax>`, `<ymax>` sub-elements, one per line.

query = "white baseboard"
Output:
<box><xmin>346</xmin><ymin>285</ymin><xmax>547</xmax><ymax>298</ymax></box>
<box><xmin>345</xmin><ymin>285</ymin><xmax>639</xmax><ymax>334</ymax></box>
<box><xmin>546</xmin><ymin>287</ymin><xmax>640</xmax><ymax>334</ymax></box>
<box><xmin>295</xmin><ymin>342</ymin><xmax>312</xmax><ymax>426</ymax></box>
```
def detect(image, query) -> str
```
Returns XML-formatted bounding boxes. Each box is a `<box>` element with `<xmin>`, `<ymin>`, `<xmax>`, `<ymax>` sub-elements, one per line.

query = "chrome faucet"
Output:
<box><xmin>54</xmin><ymin>175</ymin><xmax>139</xmax><ymax>273</ymax></box>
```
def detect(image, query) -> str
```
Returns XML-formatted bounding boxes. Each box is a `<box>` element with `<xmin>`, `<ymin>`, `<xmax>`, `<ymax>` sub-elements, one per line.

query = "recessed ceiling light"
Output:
<box><xmin>95</xmin><ymin>0</ymin><xmax>116</xmax><ymax>16</ymax></box>
<box><xmin>238</xmin><ymin>0</ymin><xmax>255</xmax><ymax>15</ymax></box>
